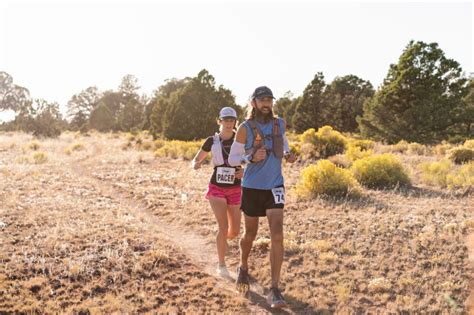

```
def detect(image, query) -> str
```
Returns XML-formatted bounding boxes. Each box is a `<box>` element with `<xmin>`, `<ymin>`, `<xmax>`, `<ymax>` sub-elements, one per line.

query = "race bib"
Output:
<box><xmin>216</xmin><ymin>167</ymin><xmax>236</xmax><ymax>184</ymax></box>
<box><xmin>271</xmin><ymin>187</ymin><xmax>285</xmax><ymax>204</ymax></box>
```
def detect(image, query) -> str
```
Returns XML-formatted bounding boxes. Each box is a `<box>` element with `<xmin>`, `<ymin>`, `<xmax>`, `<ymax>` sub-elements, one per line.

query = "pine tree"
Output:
<box><xmin>357</xmin><ymin>41</ymin><xmax>468</xmax><ymax>144</ymax></box>
<box><xmin>292</xmin><ymin>72</ymin><xmax>326</xmax><ymax>133</ymax></box>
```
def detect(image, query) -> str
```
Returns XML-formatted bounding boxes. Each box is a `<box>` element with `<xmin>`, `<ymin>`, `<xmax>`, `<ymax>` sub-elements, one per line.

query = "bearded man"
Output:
<box><xmin>228</xmin><ymin>86</ymin><xmax>296</xmax><ymax>309</ymax></box>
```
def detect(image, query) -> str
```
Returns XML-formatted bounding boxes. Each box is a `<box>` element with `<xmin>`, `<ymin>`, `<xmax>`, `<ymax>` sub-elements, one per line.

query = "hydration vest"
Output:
<box><xmin>210</xmin><ymin>133</ymin><xmax>225</xmax><ymax>167</ymax></box>
<box><xmin>246</xmin><ymin>118</ymin><xmax>284</xmax><ymax>159</ymax></box>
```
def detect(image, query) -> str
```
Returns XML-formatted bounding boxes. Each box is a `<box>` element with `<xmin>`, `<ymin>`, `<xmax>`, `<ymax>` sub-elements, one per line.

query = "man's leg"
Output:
<box><xmin>266</xmin><ymin>208</ymin><xmax>284</xmax><ymax>288</ymax></box>
<box><xmin>240</xmin><ymin>214</ymin><xmax>259</xmax><ymax>269</ymax></box>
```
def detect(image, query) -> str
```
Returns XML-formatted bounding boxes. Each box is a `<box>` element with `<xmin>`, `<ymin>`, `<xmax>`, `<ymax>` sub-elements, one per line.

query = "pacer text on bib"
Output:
<box><xmin>216</xmin><ymin>167</ymin><xmax>236</xmax><ymax>184</ymax></box>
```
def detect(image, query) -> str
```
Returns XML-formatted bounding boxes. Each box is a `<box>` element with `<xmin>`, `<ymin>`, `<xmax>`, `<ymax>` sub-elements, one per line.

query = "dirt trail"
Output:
<box><xmin>67</xmin><ymin>160</ymin><xmax>290</xmax><ymax>313</ymax></box>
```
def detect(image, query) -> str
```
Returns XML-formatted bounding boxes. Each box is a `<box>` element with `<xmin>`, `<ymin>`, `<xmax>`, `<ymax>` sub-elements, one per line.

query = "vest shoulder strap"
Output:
<box><xmin>246</xmin><ymin>119</ymin><xmax>265</xmax><ymax>149</ymax></box>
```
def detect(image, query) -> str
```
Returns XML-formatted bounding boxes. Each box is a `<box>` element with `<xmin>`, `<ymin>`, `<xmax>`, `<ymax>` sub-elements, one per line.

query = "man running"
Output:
<box><xmin>228</xmin><ymin>86</ymin><xmax>296</xmax><ymax>309</ymax></box>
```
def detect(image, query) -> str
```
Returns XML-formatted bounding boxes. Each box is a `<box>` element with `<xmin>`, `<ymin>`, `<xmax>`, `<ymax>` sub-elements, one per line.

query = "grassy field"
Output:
<box><xmin>0</xmin><ymin>131</ymin><xmax>473</xmax><ymax>313</ymax></box>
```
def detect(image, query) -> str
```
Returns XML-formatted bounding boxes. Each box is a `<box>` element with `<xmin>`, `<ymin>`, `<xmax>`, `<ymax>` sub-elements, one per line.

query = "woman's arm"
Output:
<box><xmin>191</xmin><ymin>149</ymin><xmax>209</xmax><ymax>169</ymax></box>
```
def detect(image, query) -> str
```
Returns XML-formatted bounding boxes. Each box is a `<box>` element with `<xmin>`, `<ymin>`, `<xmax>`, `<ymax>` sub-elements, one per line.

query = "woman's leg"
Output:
<box><xmin>226</xmin><ymin>204</ymin><xmax>241</xmax><ymax>239</ymax></box>
<box><xmin>209</xmin><ymin>197</ymin><xmax>230</xmax><ymax>265</ymax></box>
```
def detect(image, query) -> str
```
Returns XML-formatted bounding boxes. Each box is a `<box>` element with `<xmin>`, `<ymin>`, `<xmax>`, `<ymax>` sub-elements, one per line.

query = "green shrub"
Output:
<box><xmin>433</xmin><ymin>142</ymin><xmax>453</xmax><ymax>156</ymax></box>
<box><xmin>446</xmin><ymin>162</ymin><xmax>474</xmax><ymax>189</ymax></box>
<box><xmin>464</xmin><ymin>139</ymin><xmax>474</xmax><ymax>150</ymax></box>
<box><xmin>449</xmin><ymin>148</ymin><xmax>474</xmax><ymax>164</ymax></box>
<box><xmin>420</xmin><ymin>160</ymin><xmax>474</xmax><ymax>189</ymax></box>
<box><xmin>351</xmin><ymin>154</ymin><xmax>411</xmax><ymax>189</ymax></box>
<box><xmin>141</xmin><ymin>141</ymin><xmax>153</xmax><ymax>150</ymax></box>
<box><xmin>300</xmin><ymin>128</ymin><xmax>317</xmax><ymax>144</ymax></box>
<box><xmin>345</xmin><ymin>144</ymin><xmax>373</xmax><ymax>162</ymax></box>
<box><xmin>289</xmin><ymin>142</ymin><xmax>301</xmax><ymax>157</ymax></box>
<box><xmin>407</xmin><ymin>142</ymin><xmax>427</xmax><ymax>155</ymax></box>
<box><xmin>420</xmin><ymin>159</ymin><xmax>452</xmax><ymax>187</ymax></box>
<box><xmin>154</xmin><ymin>139</ymin><xmax>165</xmax><ymax>150</ymax></box>
<box><xmin>71</xmin><ymin>143</ymin><xmax>84</xmax><ymax>151</ymax></box>
<box><xmin>300</xmin><ymin>126</ymin><xmax>348</xmax><ymax>159</ymax></box>
<box><xmin>300</xmin><ymin>142</ymin><xmax>317</xmax><ymax>160</ymax></box>
<box><xmin>154</xmin><ymin>140</ymin><xmax>202</xmax><ymax>161</ymax></box>
<box><xmin>391</xmin><ymin>140</ymin><xmax>409</xmax><ymax>153</ymax></box>
<box><xmin>27</xmin><ymin>140</ymin><xmax>41</xmax><ymax>151</ymax></box>
<box><xmin>447</xmin><ymin>135</ymin><xmax>468</xmax><ymax>144</ymax></box>
<box><xmin>299</xmin><ymin>160</ymin><xmax>361</xmax><ymax>198</ymax></box>
<box><xmin>32</xmin><ymin>151</ymin><xmax>48</xmax><ymax>164</ymax></box>
<box><xmin>328</xmin><ymin>154</ymin><xmax>351</xmax><ymax>168</ymax></box>
<box><xmin>126</xmin><ymin>133</ymin><xmax>136</xmax><ymax>142</ymax></box>
<box><xmin>350</xmin><ymin>139</ymin><xmax>375</xmax><ymax>151</ymax></box>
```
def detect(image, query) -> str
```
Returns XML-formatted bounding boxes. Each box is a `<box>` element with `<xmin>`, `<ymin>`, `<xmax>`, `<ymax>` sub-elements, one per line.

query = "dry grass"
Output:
<box><xmin>0</xmin><ymin>131</ymin><xmax>473</xmax><ymax>313</ymax></box>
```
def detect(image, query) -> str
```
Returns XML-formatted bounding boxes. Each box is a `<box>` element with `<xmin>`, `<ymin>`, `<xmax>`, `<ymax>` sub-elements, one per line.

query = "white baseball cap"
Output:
<box><xmin>219</xmin><ymin>107</ymin><xmax>237</xmax><ymax>119</ymax></box>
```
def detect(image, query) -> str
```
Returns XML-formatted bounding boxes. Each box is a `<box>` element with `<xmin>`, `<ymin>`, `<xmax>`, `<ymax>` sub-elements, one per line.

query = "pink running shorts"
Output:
<box><xmin>205</xmin><ymin>183</ymin><xmax>241</xmax><ymax>206</ymax></box>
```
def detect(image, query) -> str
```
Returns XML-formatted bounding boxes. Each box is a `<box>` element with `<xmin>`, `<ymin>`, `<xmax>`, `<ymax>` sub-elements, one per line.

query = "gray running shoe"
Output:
<box><xmin>266</xmin><ymin>287</ymin><xmax>287</xmax><ymax>308</ymax></box>
<box><xmin>236</xmin><ymin>267</ymin><xmax>250</xmax><ymax>294</ymax></box>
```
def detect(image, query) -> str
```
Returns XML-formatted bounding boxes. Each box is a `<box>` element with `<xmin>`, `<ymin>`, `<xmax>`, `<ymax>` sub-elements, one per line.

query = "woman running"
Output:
<box><xmin>192</xmin><ymin>107</ymin><xmax>243</xmax><ymax>277</ymax></box>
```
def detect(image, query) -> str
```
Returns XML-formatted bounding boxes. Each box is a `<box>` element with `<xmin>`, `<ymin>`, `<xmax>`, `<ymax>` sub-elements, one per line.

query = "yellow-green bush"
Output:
<box><xmin>328</xmin><ymin>154</ymin><xmax>351</xmax><ymax>168</ymax></box>
<box><xmin>300</xmin><ymin>128</ymin><xmax>317</xmax><ymax>144</ymax></box>
<box><xmin>350</xmin><ymin>154</ymin><xmax>411</xmax><ymax>189</ymax></box>
<box><xmin>289</xmin><ymin>142</ymin><xmax>301</xmax><ymax>157</ymax></box>
<box><xmin>433</xmin><ymin>142</ymin><xmax>453</xmax><ymax>156</ymax></box>
<box><xmin>392</xmin><ymin>140</ymin><xmax>409</xmax><ymax>153</ymax></box>
<box><xmin>32</xmin><ymin>151</ymin><xmax>48</xmax><ymax>164</ymax></box>
<box><xmin>141</xmin><ymin>141</ymin><xmax>153</xmax><ymax>150</ymax></box>
<box><xmin>285</xmin><ymin>131</ymin><xmax>300</xmax><ymax>143</ymax></box>
<box><xmin>420</xmin><ymin>159</ymin><xmax>452</xmax><ymax>187</ymax></box>
<box><xmin>154</xmin><ymin>140</ymin><xmax>202</xmax><ymax>160</ymax></box>
<box><xmin>345</xmin><ymin>144</ymin><xmax>373</xmax><ymax>162</ymax></box>
<box><xmin>126</xmin><ymin>133</ymin><xmax>136</xmax><ymax>142</ymax></box>
<box><xmin>300</xmin><ymin>126</ymin><xmax>348</xmax><ymax>159</ymax></box>
<box><xmin>407</xmin><ymin>142</ymin><xmax>427</xmax><ymax>155</ymax></box>
<box><xmin>71</xmin><ymin>143</ymin><xmax>84</xmax><ymax>151</ymax></box>
<box><xmin>27</xmin><ymin>140</ymin><xmax>41</xmax><ymax>151</ymax></box>
<box><xmin>449</xmin><ymin>148</ymin><xmax>474</xmax><ymax>164</ymax></box>
<box><xmin>299</xmin><ymin>160</ymin><xmax>361</xmax><ymax>198</ymax></box>
<box><xmin>350</xmin><ymin>139</ymin><xmax>375</xmax><ymax>151</ymax></box>
<box><xmin>154</xmin><ymin>139</ymin><xmax>166</xmax><ymax>150</ymax></box>
<box><xmin>299</xmin><ymin>142</ymin><xmax>317</xmax><ymax>160</ymax></box>
<box><xmin>464</xmin><ymin>139</ymin><xmax>474</xmax><ymax>150</ymax></box>
<box><xmin>446</xmin><ymin>162</ymin><xmax>474</xmax><ymax>189</ymax></box>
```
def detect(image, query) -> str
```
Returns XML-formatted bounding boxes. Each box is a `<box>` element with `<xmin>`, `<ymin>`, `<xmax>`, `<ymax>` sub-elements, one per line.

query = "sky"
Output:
<box><xmin>0</xmin><ymin>0</ymin><xmax>472</xmax><ymax>122</ymax></box>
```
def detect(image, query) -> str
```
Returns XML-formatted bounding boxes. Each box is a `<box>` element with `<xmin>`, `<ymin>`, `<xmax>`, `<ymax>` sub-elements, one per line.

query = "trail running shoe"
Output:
<box><xmin>266</xmin><ymin>287</ymin><xmax>287</xmax><ymax>308</ymax></box>
<box><xmin>236</xmin><ymin>267</ymin><xmax>250</xmax><ymax>294</ymax></box>
<box><xmin>216</xmin><ymin>264</ymin><xmax>230</xmax><ymax>277</ymax></box>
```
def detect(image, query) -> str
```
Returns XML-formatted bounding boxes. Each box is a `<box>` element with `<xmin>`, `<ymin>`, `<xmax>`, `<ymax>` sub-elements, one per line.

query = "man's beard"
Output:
<box><xmin>255</xmin><ymin>107</ymin><xmax>273</xmax><ymax>123</ymax></box>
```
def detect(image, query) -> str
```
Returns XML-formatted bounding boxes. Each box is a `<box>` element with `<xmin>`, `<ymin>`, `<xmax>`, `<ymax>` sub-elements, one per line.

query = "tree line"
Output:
<box><xmin>1</xmin><ymin>40</ymin><xmax>473</xmax><ymax>144</ymax></box>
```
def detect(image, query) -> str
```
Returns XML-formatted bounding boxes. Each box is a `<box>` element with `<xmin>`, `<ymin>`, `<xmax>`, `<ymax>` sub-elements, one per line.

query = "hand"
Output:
<box><xmin>252</xmin><ymin>145</ymin><xmax>267</xmax><ymax>163</ymax></box>
<box><xmin>192</xmin><ymin>160</ymin><xmax>201</xmax><ymax>170</ymax></box>
<box><xmin>235</xmin><ymin>168</ymin><xmax>244</xmax><ymax>179</ymax></box>
<box><xmin>285</xmin><ymin>152</ymin><xmax>297</xmax><ymax>163</ymax></box>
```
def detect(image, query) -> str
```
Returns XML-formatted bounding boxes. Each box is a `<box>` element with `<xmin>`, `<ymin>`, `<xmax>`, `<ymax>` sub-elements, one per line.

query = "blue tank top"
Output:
<box><xmin>242</xmin><ymin>118</ymin><xmax>285</xmax><ymax>190</ymax></box>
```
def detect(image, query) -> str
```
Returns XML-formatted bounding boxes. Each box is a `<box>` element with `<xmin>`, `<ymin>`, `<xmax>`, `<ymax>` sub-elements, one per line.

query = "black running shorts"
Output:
<box><xmin>241</xmin><ymin>185</ymin><xmax>285</xmax><ymax>217</ymax></box>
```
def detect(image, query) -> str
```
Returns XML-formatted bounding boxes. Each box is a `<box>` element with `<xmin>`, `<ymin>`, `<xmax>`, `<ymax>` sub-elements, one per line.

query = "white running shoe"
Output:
<box><xmin>216</xmin><ymin>264</ymin><xmax>230</xmax><ymax>277</ymax></box>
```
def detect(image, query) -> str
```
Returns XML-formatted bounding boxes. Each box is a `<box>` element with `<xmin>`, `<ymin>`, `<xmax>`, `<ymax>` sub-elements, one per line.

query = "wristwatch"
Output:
<box><xmin>240</xmin><ymin>154</ymin><xmax>254</xmax><ymax>164</ymax></box>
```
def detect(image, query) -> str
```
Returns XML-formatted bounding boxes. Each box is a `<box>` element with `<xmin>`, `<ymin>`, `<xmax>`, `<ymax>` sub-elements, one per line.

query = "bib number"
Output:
<box><xmin>271</xmin><ymin>187</ymin><xmax>285</xmax><ymax>204</ymax></box>
<box><xmin>216</xmin><ymin>167</ymin><xmax>236</xmax><ymax>184</ymax></box>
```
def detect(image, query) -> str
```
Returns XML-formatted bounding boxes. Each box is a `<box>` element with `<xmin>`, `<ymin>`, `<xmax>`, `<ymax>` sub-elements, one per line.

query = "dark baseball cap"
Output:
<box><xmin>251</xmin><ymin>86</ymin><xmax>275</xmax><ymax>100</ymax></box>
